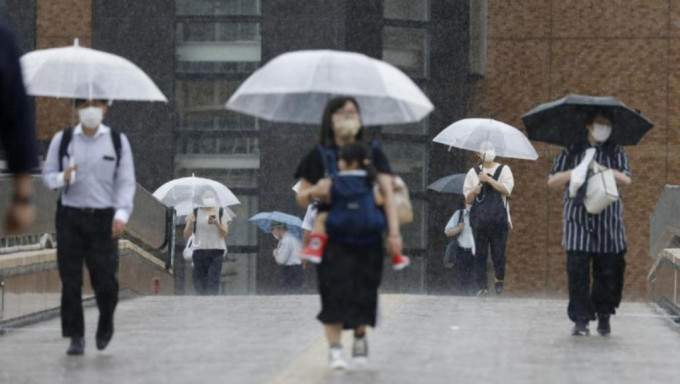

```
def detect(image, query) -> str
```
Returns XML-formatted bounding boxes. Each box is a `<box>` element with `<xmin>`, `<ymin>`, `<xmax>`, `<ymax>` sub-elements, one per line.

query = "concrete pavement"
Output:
<box><xmin>0</xmin><ymin>294</ymin><xmax>678</xmax><ymax>384</ymax></box>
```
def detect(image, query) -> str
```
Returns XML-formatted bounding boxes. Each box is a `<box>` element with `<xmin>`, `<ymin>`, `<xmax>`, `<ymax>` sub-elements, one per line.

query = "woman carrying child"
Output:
<box><xmin>294</xmin><ymin>97</ymin><xmax>407</xmax><ymax>370</ymax></box>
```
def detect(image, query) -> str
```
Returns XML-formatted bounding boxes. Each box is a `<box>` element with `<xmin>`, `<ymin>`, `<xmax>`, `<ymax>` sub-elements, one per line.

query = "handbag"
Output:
<box><xmin>584</xmin><ymin>162</ymin><xmax>619</xmax><ymax>214</ymax></box>
<box><xmin>183</xmin><ymin>235</ymin><xmax>196</xmax><ymax>261</ymax></box>
<box><xmin>393</xmin><ymin>176</ymin><xmax>414</xmax><ymax>225</ymax></box>
<box><xmin>443</xmin><ymin>209</ymin><xmax>465</xmax><ymax>268</ymax></box>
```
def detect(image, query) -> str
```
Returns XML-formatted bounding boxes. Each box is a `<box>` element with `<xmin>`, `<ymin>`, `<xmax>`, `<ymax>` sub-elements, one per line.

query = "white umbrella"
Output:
<box><xmin>21</xmin><ymin>39</ymin><xmax>167</xmax><ymax>102</ymax></box>
<box><xmin>226</xmin><ymin>50</ymin><xmax>433</xmax><ymax>126</ymax></box>
<box><xmin>433</xmin><ymin>118</ymin><xmax>539</xmax><ymax>161</ymax></box>
<box><xmin>152</xmin><ymin>176</ymin><xmax>240</xmax><ymax>214</ymax></box>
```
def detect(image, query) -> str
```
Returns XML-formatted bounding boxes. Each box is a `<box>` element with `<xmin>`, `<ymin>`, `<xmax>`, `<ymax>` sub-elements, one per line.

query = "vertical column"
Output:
<box><xmin>35</xmin><ymin>0</ymin><xmax>92</xmax><ymax>142</ymax></box>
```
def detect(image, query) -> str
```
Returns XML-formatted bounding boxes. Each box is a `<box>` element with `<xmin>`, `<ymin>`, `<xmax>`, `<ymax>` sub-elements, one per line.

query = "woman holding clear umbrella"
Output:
<box><xmin>183</xmin><ymin>187</ymin><xmax>229</xmax><ymax>295</ymax></box>
<box><xmin>434</xmin><ymin>118</ymin><xmax>537</xmax><ymax>297</ymax></box>
<box><xmin>463</xmin><ymin>142</ymin><xmax>514</xmax><ymax>296</ymax></box>
<box><xmin>294</xmin><ymin>97</ymin><xmax>404</xmax><ymax>370</ymax></box>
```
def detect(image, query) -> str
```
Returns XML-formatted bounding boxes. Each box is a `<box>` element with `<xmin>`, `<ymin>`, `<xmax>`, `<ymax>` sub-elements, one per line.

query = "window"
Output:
<box><xmin>176</xmin><ymin>22</ymin><xmax>261</xmax><ymax>73</ymax></box>
<box><xmin>469</xmin><ymin>0</ymin><xmax>487</xmax><ymax>76</ymax></box>
<box><xmin>381</xmin><ymin>141</ymin><xmax>427</xmax><ymax>193</ymax></box>
<box><xmin>382</xmin><ymin>26</ymin><xmax>428</xmax><ymax>78</ymax></box>
<box><xmin>176</xmin><ymin>80</ymin><xmax>259</xmax><ymax>131</ymax></box>
<box><xmin>176</xmin><ymin>0</ymin><xmax>261</xmax><ymax>16</ymax></box>
<box><xmin>384</xmin><ymin>0</ymin><xmax>429</xmax><ymax>21</ymax></box>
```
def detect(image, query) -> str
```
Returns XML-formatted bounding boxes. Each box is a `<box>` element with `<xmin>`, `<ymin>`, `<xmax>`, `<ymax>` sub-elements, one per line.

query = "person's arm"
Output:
<box><xmin>611</xmin><ymin>146</ymin><xmax>632</xmax><ymax>187</ymax></box>
<box><xmin>377</xmin><ymin>174</ymin><xmax>402</xmax><ymax>255</ymax></box>
<box><xmin>296</xmin><ymin>178</ymin><xmax>332</xmax><ymax>207</ymax></box>
<box><xmin>478</xmin><ymin>171</ymin><xmax>510</xmax><ymax>196</ymax></box>
<box><xmin>183</xmin><ymin>215</ymin><xmax>194</xmax><ymax>240</ymax></box>
<box><xmin>112</xmin><ymin>135</ymin><xmax>136</xmax><ymax>238</ymax></box>
<box><xmin>212</xmin><ymin>210</ymin><xmax>229</xmax><ymax>237</ymax></box>
<box><xmin>463</xmin><ymin>170</ymin><xmax>480</xmax><ymax>205</ymax></box>
<box><xmin>547</xmin><ymin>170</ymin><xmax>572</xmax><ymax>190</ymax></box>
<box><xmin>444</xmin><ymin>212</ymin><xmax>463</xmax><ymax>237</ymax></box>
<box><xmin>373</xmin><ymin>186</ymin><xmax>385</xmax><ymax>206</ymax></box>
<box><xmin>547</xmin><ymin>148</ymin><xmax>572</xmax><ymax>190</ymax></box>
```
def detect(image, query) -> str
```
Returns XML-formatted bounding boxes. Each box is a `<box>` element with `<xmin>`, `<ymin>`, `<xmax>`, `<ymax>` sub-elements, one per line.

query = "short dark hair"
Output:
<box><xmin>74</xmin><ymin>98</ymin><xmax>108</xmax><ymax>107</ymax></box>
<box><xmin>338</xmin><ymin>142</ymin><xmax>377</xmax><ymax>183</ymax></box>
<box><xmin>319</xmin><ymin>97</ymin><xmax>364</xmax><ymax>147</ymax></box>
<box><xmin>586</xmin><ymin>108</ymin><xmax>614</xmax><ymax>125</ymax></box>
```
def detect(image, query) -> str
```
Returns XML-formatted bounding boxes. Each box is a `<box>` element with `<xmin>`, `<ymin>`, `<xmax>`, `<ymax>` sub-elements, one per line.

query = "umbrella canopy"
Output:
<box><xmin>21</xmin><ymin>39</ymin><xmax>167</xmax><ymax>102</ymax></box>
<box><xmin>427</xmin><ymin>173</ymin><xmax>467</xmax><ymax>195</ymax></box>
<box><xmin>173</xmin><ymin>201</ymin><xmax>238</xmax><ymax>220</ymax></box>
<box><xmin>152</xmin><ymin>176</ymin><xmax>240</xmax><ymax>214</ymax></box>
<box><xmin>249</xmin><ymin>211</ymin><xmax>303</xmax><ymax>238</ymax></box>
<box><xmin>433</xmin><ymin>118</ymin><xmax>539</xmax><ymax>161</ymax></box>
<box><xmin>521</xmin><ymin>94</ymin><xmax>653</xmax><ymax>146</ymax></box>
<box><xmin>226</xmin><ymin>50</ymin><xmax>433</xmax><ymax>126</ymax></box>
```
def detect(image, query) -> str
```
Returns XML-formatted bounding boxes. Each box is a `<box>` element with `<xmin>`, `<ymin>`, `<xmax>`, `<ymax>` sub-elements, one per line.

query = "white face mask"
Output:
<box><xmin>78</xmin><ymin>107</ymin><xmax>104</xmax><ymax>129</ymax></box>
<box><xmin>592</xmin><ymin>123</ymin><xmax>612</xmax><ymax>142</ymax></box>
<box><xmin>334</xmin><ymin>118</ymin><xmax>361</xmax><ymax>138</ymax></box>
<box><xmin>202</xmin><ymin>197</ymin><xmax>217</xmax><ymax>207</ymax></box>
<box><xmin>480</xmin><ymin>149</ymin><xmax>496</xmax><ymax>162</ymax></box>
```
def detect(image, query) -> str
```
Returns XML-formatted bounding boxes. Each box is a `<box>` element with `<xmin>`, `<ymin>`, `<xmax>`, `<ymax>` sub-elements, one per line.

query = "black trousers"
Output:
<box><xmin>281</xmin><ymin>265</ymin><xmax>304</xmax><ymax>292</ymax></box>
<box><xmin>192</xmin><ymin>249</ymin><xmax>223</xmax><ymax>295</ymax></box>
<box><xmin>453</xmin><ymin>248</ymin><xmax>475</xmax><ymax>295</ymax></box>
<box><xmin>473</xmin><ymin>227</ymin><xmax>509</xmax><ymax>290</ymax></box>
<box><xmin>56</xmin><ymin>207</ymin><xmax>119</xmax><ymax>338</ymax></box>
<box><xmin>567</xmin><ymin>251</ymin><xmax>626</xmax><ymax>322</ymax></box>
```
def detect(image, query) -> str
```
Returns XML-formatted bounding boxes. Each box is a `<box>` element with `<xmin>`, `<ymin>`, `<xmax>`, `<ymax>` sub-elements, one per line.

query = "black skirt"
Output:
<box><xmin>316</xmin><ymin>239</ymin><xmax>385</xmax><ymax>329</ymax></box>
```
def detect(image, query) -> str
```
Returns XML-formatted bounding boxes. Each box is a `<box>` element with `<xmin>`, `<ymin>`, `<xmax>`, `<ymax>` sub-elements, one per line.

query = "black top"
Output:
<box><xmin>294</xmin><ymin>143</ymin><xmax>393</xmax><ymax>184</ymax></box>
<box><xmin>0</xmin><ymin>22</ymin><xmax>38</xmax><ymax>173</ymax></box>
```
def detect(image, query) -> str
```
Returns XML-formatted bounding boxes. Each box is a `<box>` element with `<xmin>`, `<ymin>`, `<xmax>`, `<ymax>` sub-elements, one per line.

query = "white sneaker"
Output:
<box><xmin>329</xmin><ymin>346</ymin><xmax>348</xmax><ymax>370</ymax></box>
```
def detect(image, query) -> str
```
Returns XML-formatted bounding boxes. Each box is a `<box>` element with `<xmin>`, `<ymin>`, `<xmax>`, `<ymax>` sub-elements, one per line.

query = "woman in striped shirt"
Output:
<box><xmin>548</xmin><ymin>112</ymin><xmax>632</xmax><ymax>337</ymax></box>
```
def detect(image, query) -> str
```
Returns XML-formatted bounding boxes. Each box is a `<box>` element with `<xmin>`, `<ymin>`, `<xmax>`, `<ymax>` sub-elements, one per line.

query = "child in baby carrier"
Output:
<box><xmin>300</xmin><ymin>142</ymin><xmax>410</xmax><ymax>270</ymax></box>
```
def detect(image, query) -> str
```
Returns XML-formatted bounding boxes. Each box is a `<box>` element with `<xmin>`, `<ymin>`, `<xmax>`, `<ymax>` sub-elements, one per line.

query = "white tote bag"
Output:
<box><xmin>183</xmin><ymin>235</ymin><xmax>196</xmax><ymax>261</ymax></box>
<box><xmin>584</xmin><ymin>163</ymin><xmax>619</xmax><ymax>214</ymax></box>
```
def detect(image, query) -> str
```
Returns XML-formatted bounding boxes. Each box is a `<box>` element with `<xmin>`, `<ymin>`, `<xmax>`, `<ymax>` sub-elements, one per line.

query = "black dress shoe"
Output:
<box><xmin>66</xmin><ymin>337</ymin><xmax>85</xmax><ymax>355</ymax></box>
<box><xmin>597</xmin><ymin>314</ymin><xmax>611</xmax><ymax>336</ymax></box>
<box><xmin>96</xmin><ymin>330</ymin><xmax>114</xmax><ymax>351</ymax></box>
<box><xmin>494</xmin><ymin>281</ymin><xmax>504</xmax><ymax>295</ymax></box>
<box><xmin>571</xmin><ymin>320</ymin><xmax>590</xmax><ymax>336</ymax></box>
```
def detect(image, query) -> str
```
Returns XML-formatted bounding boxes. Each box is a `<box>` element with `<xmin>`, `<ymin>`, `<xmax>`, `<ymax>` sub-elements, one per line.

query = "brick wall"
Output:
<box><xmin>34</xmin><ymin>0</ymin><xmax>92</xmax><ymax>141</ymax></box>
<box><xmin>470</xmin><ymin>0</ymin><xmax>680</xmax><ymax>300</ymax></box>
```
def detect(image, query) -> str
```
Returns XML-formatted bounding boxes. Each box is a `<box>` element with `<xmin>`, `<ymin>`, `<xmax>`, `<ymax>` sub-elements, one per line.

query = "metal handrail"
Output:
<box><xmin>0</xmin><ymin>175</ymin><xmax>172</xmax><ymax>256</ymax></box>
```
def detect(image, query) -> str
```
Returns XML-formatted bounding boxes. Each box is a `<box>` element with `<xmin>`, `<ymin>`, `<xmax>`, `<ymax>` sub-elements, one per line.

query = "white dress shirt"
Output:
<box><xmin>445</xmin><ymin>209</ymin><xmax>475</xmax><ymax>252</ymax></box>
<box><xmin>42</xmin><ymin>124</ymin><xmax>136</xmax><ymax>223</ymax></box>
<box><xmin>275</xmin><ymin>232</ymin><xmax>302</xmax><ymax>266</ymax></box>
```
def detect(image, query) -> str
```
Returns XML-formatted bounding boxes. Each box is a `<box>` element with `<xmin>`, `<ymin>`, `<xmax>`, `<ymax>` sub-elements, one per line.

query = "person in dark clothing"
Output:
<box><xmin>0</xmin><ymin>22</ymin><xmax>39</xmax><ymax>234</ymax></box>
<box><xmin>294</xmin><ymin>97</ymin><xmax>403</xmax><ymax>370</ymax></box>
<box><xmin>463</xmin><ymin>142</ymin><xmax>514</xmax><ymax>296</ymax></box>
<box><xmin>548</xmin><ymin>112</ymin><xmax>631</xmax><ymax>337</ymax></box>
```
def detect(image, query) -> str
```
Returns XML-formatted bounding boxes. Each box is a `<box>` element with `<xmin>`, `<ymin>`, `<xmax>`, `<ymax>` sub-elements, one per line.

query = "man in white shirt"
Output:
<box><xmin>463</xmin><ymin>142</ymin><xmax>514</xmax><ymax>296</ymax></box>
<box><xmin>42</xmin><ymin>98</ymin><xmax>136</xmax><ymax>356</ymax></box>
<box><xmin>272</xmin><ymin>222</ymin><xmax>304</xmax><ymax>292</ymax></box>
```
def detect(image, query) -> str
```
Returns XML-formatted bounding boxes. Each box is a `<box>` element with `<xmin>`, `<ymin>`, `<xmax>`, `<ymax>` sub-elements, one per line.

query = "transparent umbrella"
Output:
<box><xmin>152</xmin><ymin>175</ymin><xmax>240</xmax><ymax>214</ymax></box>
<box><xmin>433</xmin><ymin>118</ymin><xmax>539</xmax><ymax>161</ymax></box>
<box><xmin>20</xmin><ymin>39</ymin><xmax>167</xmax><ymax>102</ymax></box>
<box><xmin>226</xmin><ymin>50</ymin><xmax>433</xmax><ymax>126</ymax></box>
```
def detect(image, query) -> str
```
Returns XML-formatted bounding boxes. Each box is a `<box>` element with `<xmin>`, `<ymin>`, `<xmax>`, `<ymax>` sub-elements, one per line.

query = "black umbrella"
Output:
<box><xmin>427</xmin><ymin>173</ymin><xmax>466</xmax><ymax>195</ymax></box>
<box><xmin>521</xmin><ymin>94</ymin><xmax>653</xmax><ymax>146</ymax></box>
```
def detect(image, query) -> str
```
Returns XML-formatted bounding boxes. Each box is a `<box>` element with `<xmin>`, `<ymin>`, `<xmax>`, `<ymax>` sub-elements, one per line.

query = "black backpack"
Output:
<box><xmin>57</xmin><ymin>127</ymin><xmax>123</xmax><ymax>194</ymax></box>
<box><xmin>469</xmin><ymin>164</ymin><xmax>508</xmax><ymax>232</ymax></box>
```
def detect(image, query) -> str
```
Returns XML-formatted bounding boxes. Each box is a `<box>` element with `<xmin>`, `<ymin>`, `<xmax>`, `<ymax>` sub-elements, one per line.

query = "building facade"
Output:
<box><xmin>5</xmin><ymin>0</ymin><xmax>669</xmax><ymax>299</ymax></box>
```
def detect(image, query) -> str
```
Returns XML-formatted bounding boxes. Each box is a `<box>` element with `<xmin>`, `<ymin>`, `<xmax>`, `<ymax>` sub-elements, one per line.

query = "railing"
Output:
<box><xmin>648</xmin><ymin>185</ymin><xmax>680</xmax><ymax>317</ymax></box>
<box><xmin>0</xmin><ymin>175</ymin><xmax>174</xmax><ymax>264</ymax></box>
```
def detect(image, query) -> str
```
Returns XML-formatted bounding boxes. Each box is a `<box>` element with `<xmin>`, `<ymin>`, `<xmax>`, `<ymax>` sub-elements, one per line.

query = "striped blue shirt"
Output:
<box><xmin>550</xmin><ymin>141</ymin><xmax>631</xmax><ymax>253</ymax></box>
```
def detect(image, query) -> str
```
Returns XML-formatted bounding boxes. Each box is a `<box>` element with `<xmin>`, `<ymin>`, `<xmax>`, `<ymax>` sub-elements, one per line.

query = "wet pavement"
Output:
<box><xmin>0</xmin><ymin>294</ymin><xmax>678</xmax><ymax>384</ymax></box>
